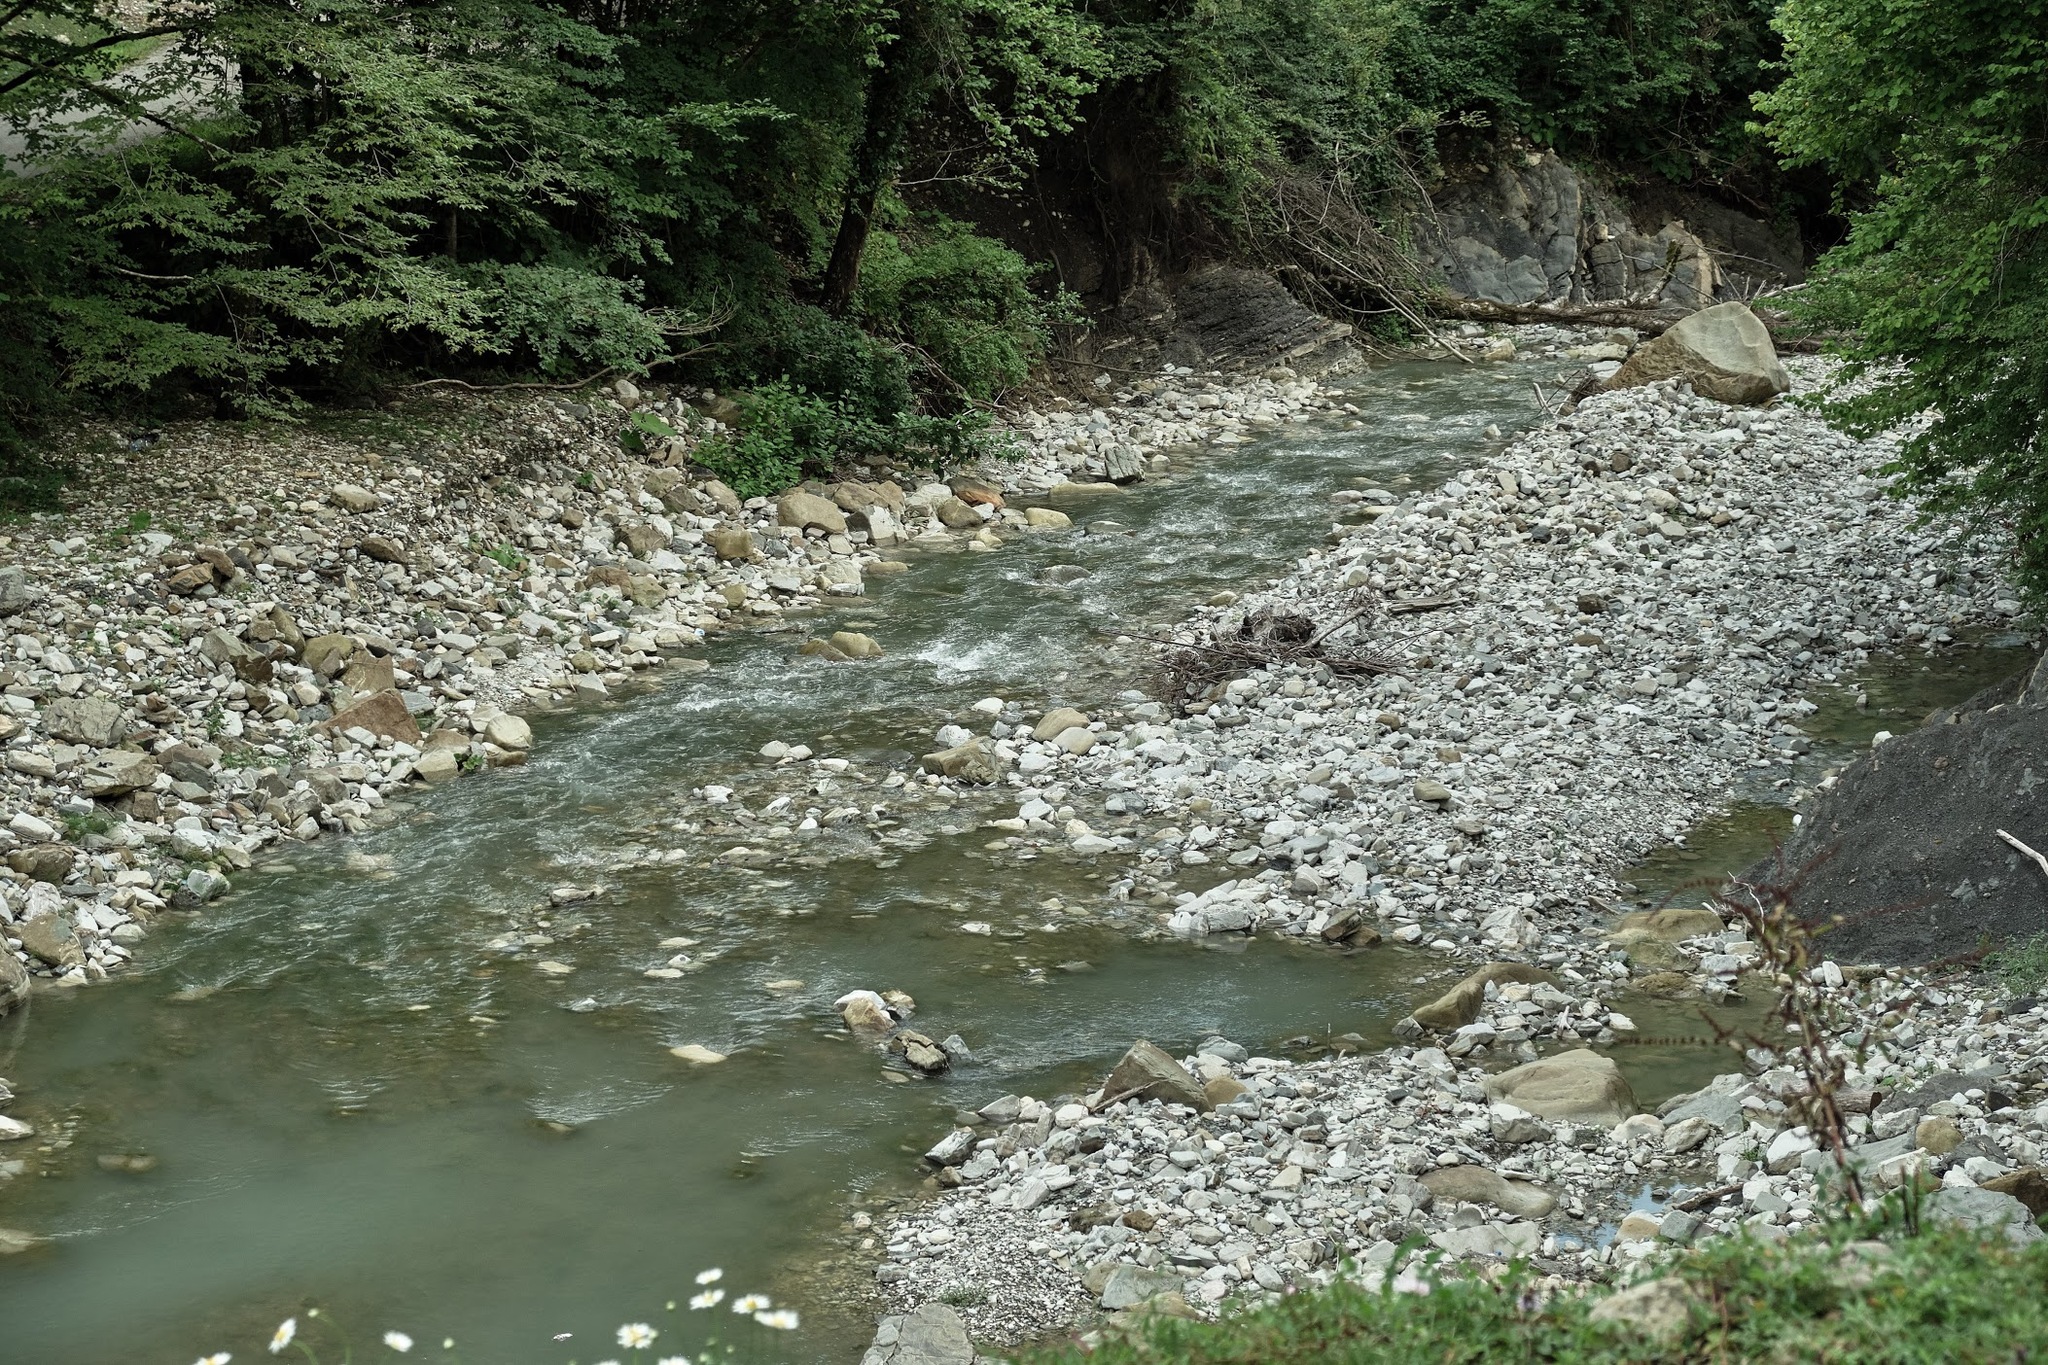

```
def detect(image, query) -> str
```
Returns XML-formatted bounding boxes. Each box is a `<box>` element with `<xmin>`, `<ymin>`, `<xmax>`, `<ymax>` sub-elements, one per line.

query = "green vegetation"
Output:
<box><xmin>1990</xmin><ymin>932</ymin><xmax>2048</xmax><ymax>996</ymax></box>
<box><xmin>0</xmin><ymin>0</ymin><xmax>1798</xmax><ymax>494</ymax></box>
<box><xmin>1033</xmin><ymin>1224</ymin><xmax>2048</xmax><ymax>1365</ymax></box>
<box><xmin>3</xmin><ymin>0</ymin><xmax>2041</xmax><ymax>587</ymax></box>
<box><xmin>1760</xmin><ymin>0</ymin><xmax>2048</xmax><ymax>608</ymax></box>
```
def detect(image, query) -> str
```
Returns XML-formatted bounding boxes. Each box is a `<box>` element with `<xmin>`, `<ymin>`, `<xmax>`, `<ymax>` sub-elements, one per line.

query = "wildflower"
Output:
<box><xmin>693</xmin><ymin>1268</ymin><xmax>723</xmax><ymax>1285</ymax></box>
<box><xmin>441</xmin><ymin>1340</ymin><xmax>454</xmax><ymax>1351</ymax></box>
<box><xmin>269</xmin><ymin>1319</ymin><xmax>297</xmax><ymax>1355</ymax></box>
<box><xmin>384</xmin><ymin>1331</ymin><xmax>414</xmax><ymax>1352</ymax></box>
<box><xmin>1391</xmin><ymin>1268</ymin><xmax>1433</xmax><ymax>1297</ymax></box>
<box><xmin>197</xmin><ymin>1355</ymin><xmax>233</xmax><ymax>1365</ymax></box>
<box><xmin>730</xmin><ymin>1294</ymin><xmax>770</xmax><ymax>1314</ymax></box>
<box><xmin>753</xmin><ymin>1310</ymin><xmax>800</xmax><ymax>1331</ymax></box>
<box><xmin>618</xmin><ymin>1323</ymin><xmax>658</xmax><ymax>1349</ymax></box>
<box><xmin>689</xmin><ymin>1289</ymin><xmax>725</xmax><ymax>1310</ymax></box>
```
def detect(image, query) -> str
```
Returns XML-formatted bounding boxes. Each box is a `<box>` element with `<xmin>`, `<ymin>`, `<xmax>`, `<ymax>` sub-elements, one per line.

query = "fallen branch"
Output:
<box><xmin>1673</xmin><ymin>1182</ymin><xmax>1745</xmax><ymax>1212</ymax></box>
<box><xmin>1997</xmin><ymin>829</ymin><xmax>2048</xmax><ymax>883</ymax></box>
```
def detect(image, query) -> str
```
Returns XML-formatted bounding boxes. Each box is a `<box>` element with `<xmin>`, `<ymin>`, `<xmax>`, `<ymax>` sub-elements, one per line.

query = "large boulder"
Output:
<box><xmin>17</xmin><ymin>916</ymin><xmax>83</xmax><ymax>971</ymax></box>
<box><xmin>777</xmin><ymin>490</ymin><xmax>847</xmax><ymax>535</ymax></box>
<box><xmin>321</xmin><ymin>689</ymin><xmax>423</xmax><ymax>744</ymax></box>
<box><xmin>1606</xmin><ymin>302</ymin><xmax>1790</xmax><ymax>405</ymax></box>
<box><xmin>42</xmin><ymin>696</ymin><xmax>126</xmax><ymax>746</ymax></box>
<box><xmin>1411</xmin><ymin>962</ymin><xmax>1550</xmax><ymax>1030</ymax></box>
<box><xmin>1483</xmin><ymin>1048</ymin><xmax>1637</xmax><ymax>1126</ymax></box>
<box><xmin>1103</xmin><ymin>1039</ymin><xmax>1211</xmax><ymax>1111</ymax></box>
<box><xmin>920</xmin><ymin>739</ymin><xmax>1003</xmax><ymax>784</ymax></box>
<box><xmin>1922</xmin><ymin>1187</ymin><xmax>2046</xmax><ymax>1246</ymax></box>
<box><xmin>1419</xmin><ymin>1165</ymin><xmax>1557</xmax><ymax>1217</ymax></box>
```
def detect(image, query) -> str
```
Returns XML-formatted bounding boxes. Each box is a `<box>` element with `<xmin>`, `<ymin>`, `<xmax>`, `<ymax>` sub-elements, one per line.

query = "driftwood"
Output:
<box><xmin>1153</xmin><ymin>587</ymin><xmax>1401</xmax><ymax>709</ymax></box>
<box><xmin>1425</xmin><ymin>294</ymin><xmax>1831</xmax><ymax>355</ymax></box>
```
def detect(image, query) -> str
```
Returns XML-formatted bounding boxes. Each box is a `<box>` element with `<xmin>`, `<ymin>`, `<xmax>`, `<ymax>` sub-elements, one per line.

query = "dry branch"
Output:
<box><xmin>1150</xmin><ymin>587</ymin><xmax>1402</xmax><ymax>710</ymax></box>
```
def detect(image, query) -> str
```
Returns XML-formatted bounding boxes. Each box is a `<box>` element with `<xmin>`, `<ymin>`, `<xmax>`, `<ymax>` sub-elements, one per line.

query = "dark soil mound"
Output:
<box><xmin>1739</xmin><ymin>650</ymin><xmax>2048</xmax><ymax>965</ymax></box>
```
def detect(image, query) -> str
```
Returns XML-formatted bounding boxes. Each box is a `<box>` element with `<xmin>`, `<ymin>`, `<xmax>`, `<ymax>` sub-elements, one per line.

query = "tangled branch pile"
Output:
<box><xmin>1153</xmin><ymin>588</ymin><xmax>1402</xmax><ymax>710</ymax></box>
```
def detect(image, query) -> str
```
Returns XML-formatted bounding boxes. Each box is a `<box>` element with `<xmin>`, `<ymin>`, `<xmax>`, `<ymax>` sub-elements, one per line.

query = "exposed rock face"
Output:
<box><xmin>1099</xmin><ymin>266</ymin><xmax>1359</xmax><ymax>378</ymax></box>
<box><xmin>1606</xmin><ymin>302</ymin><xmax>1791</xmax><ymax>405</ymax></box>
<box><xmin>1747</xmin><ymin>650</ymin><xmax>2047</xmax><ymax>965</ymax></box>
<box><xmin>1425</xmin><ymin>147</ymin><xmax>1801</xmax><ymax>306</ymax></box>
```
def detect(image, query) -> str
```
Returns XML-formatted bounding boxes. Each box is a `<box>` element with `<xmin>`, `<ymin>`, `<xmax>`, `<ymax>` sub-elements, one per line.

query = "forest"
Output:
<box><xmin>0</xmin><ymin>0</ymin><xmax>2042</xmax><ymax>594</ymax></box>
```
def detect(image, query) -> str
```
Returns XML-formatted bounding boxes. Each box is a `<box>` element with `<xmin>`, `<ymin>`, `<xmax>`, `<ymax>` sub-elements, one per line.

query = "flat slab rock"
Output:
<box><xmin>861</xmin><ymin>1303</ymin><xmax>981</xmax><ymax>1365</ymax></box>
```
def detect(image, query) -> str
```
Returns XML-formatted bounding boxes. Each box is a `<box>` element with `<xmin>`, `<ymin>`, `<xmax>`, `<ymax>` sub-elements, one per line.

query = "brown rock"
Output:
<box><xmin>1203</xmin><ymin>1076</ymin><xmax>1249</xmax><ymax>1107</ymax></box>
<box><xmin>8</xmin><ymin>845</ymin><xmax>72</xmax><ymax>884</ymax></box>
<box><xmin>321</xmin><ymin>689</ymin><xmax>422</xmax><ymax>744</ymax></box>
<box><xmin>18</xmin><ymin>916</ymin><xmax>83</xmax><ymax>971</ymax></box>
<box><xmin>1412</xmin><ymin>962</ymin><xmax>1551</xmax><ymax>1030</ymax></box>
<box><xmin>302</xmin><ymin>633</ymin><xmax>357</xmax><ymax>678</ymax></box>
<box><xmin>1606</xmin><ymin>301</ymin><xmax>1791</xmax><ymax>406</ymax></box>
<box><xmin>1103</xmin><ymin>1039</ymin><xmax>1211</xmax><ymax>1111</ymax></box>
<box><xmin>949</xmin><ymin>477</ymin><xmax>1005</xmax><ymax>510</ymax></box>
<box><xmin>707</xmin><ymin>528</ymin><xmax>754</xmax><ymax>562</ymax></box>
<box><xmin>341</xmin><ymin>652</ymin><xmax>396</xmax><ymax>694</ymax></box>
<box><xmin>777</xmin><ymin>490</ymin><xmax>847</xmax><ymax>534</ymax></box>
<box><xmin>934</xmin><ymin>497</ymin><xmax>982</xmax><ymax>529</ymax></box>
<box><xmin>919</xmin><ymin>739</ymin><xmax>1003</xmax><ymax>784</ymax></box>
<box><xmin>700</xmin><ymin>479</ymin><xmax>742</xmax><ymax>514</ymax></box>
<box><xmin>892</xmin><ymin>1030</ymin><xmax>949</xmax><ymax>1074</ymax></box>
<box><xmin>163</xmin><ymin>562</ymin><xmax>216</xmax><ymax>595</ymax></box>
<box><xmin>358</xmin><ymin>535</ymin><xmax>407</xmax><ymax>565</ymax></box>
<box><xmin>1982</xmin><ymin>1167</ymin><xmax>2048</xmax><ymax>1217</ymax></box>
<box><xmin>828</xmin><ymin>631</ymin><xmax>883</xmax><ymax>659</ymax></box>
<box><xmin>616</xmin><ymin>522</ymin><xmax>668</xmax><ymax>557</ymax></box>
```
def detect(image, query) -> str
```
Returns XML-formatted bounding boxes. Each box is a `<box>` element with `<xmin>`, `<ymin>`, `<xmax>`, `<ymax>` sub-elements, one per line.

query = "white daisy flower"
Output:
<box><xmin>730</xmin><ymin>1294</ymin><xmax>771</xmax><ymax>1314</ymax></box>
<box><xmin>269</xmin><ymin>1319</ymin><xmax>297</xmax><ymax>1355</ymax></box>
<box><xmin>689</xmin><ymin>1289</ymin><xmax>725</xmax><ymax>1310</ymax></box>
<box><xmin>754</xmin><ymin>1310</ymin><xmax>800</xmax><ymax>1331</ymax></box>
<box><xmin>196</xmin><ymin>1355</ymin><xmax>233</xmax><ymax>1365</ymax></box>
<box><xmin>617</xmin><ymin>1323</ymin><xmax>658</xmax><ymax>1349</ymax></box>
<box><xmin>384</xmin><ymin>1331</ymin><xmax>413</xmax><ymax>1352</ymax></box>
<box><xmin>693</xmin><ymin>1268</ymin><xmax>723</xmax><ymax>1285</ymax></box>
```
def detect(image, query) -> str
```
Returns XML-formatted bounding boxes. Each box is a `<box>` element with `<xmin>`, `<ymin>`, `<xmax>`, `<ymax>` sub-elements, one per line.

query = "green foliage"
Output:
<box><xmin>1990</xmin><ymin>933</ymin><xmax>2048</xmax><ymax>997</ymax></box>
<box><xmin>855</xmin><ymin>217</ymin><xmax>1068</xmax><ymax>402</ymax></box>
<box><xmin>1759</xmin><ymin>0</ymin><xmax>2048</xmax><ymax>605</ymax></box>
<box><xmin>1417</xmin><ymin>0</ymin><xmax>1781</xmax><ymax>178</ymax></box>
<box><xmin>1035</xmin><ymin>1225</ymin><xmax>2048</xmax><ymax>1365</ymax></box>
<box><xmin>717</xmin><ymin>300</ymin><xmax>914</xmax><ymax>427</ymax></box>
<box><xmin>694</xmin><ymin>378</ymin><xmax>1011</xmax><ymax>498</ymax></box>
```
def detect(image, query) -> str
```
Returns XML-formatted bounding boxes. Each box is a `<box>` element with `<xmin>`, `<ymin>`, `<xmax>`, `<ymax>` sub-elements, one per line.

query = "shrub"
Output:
<box><xmin>855</xmin><ymin>218</ymin><xmax>1069</xmax><ymax>403</ymax></box>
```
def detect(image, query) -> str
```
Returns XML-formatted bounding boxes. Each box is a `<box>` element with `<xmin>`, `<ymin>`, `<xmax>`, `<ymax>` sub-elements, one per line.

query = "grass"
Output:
<box><xmin>1028</xmin><ymin>1223</ymin><xmax>2048</xmax><ymax>1365</ymax></box>
<box><xmin>1989</xmin><ymin>932</ymin><xmax>2048</xmax><ymax>996</ymax></box>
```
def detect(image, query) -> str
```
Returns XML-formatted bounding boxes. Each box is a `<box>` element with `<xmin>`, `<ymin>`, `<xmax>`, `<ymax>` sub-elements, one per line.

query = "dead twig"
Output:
<box><xmin>1148</xmin><ymin>587</ymin><xmax>1403</xmax><ymax>711</ymax></box>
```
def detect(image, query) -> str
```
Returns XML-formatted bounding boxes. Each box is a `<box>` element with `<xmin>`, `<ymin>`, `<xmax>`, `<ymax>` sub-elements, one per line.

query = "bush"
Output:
<box><xmin>714</xmin><ymin>300</ymin><xmax>914</xmax><ymax>429</ymax></box>
<box><xmin>855</xmin><ymin>218</ymin><xmax>1068</xmax><ymax>403</ymax></box>
<box><xmin>692</xmin><ymin>379</ymin><xmax>1015</xmax><ymax>499</ymax></box>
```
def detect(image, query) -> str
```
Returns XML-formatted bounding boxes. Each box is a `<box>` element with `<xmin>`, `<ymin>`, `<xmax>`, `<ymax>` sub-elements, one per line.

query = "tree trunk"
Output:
<box><xmin>819</xmin><ymin>10</ymin><xmax>924</xmax><ymax>316</ymax></box>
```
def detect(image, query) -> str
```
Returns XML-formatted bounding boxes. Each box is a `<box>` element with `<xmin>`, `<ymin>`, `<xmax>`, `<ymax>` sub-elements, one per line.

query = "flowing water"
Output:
<box><xmin>0</xmin><ymin>356</ymin><xmax>1988</xmax><ymax>1365</ymax></box>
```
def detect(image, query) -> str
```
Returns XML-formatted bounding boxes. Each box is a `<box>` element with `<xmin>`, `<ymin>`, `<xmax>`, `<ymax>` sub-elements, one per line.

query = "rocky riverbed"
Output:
<box><xmin>0</xmin><ymin>364</ymin><xmax>1344</xmax><ymax>1006</ymax></box>
<box><xmin>858</xmin><ymin>355</ymin><xmax>2048</xmax><ymax>1349</ymax></box>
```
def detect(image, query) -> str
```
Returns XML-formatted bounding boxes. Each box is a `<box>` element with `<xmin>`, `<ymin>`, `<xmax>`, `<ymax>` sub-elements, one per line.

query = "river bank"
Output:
<box><xmin>865</xmin><ymin>359</ymin><xmax>2042</xmax><ymax>1347</ymax></box>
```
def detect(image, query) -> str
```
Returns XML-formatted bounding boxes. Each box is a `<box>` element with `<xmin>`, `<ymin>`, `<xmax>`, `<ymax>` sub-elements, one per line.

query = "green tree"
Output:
<box><xmin>1759</xmin><ymin>0</ymin><xmax>2048</xmax><ymax>602</ymax></box>
<box><xmin>816</xmin><ymin>0</ymin><xmax>1106</xmax><ymax>313</ymax></box>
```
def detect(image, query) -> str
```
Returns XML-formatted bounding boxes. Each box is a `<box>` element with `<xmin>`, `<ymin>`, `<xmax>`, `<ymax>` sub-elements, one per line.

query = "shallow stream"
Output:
<box><xmin>0</xmin><ymin>356</ymin><xmax>2017</xmax><ymax>1365</ymax></box>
